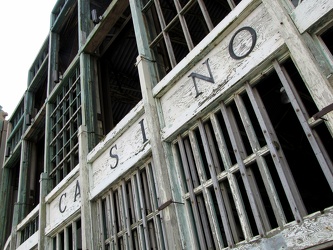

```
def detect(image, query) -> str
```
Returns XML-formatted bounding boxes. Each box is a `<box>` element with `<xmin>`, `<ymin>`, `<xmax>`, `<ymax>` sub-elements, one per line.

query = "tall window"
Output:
<box><xmin>96</xmin><ymin>162</ymin><xmax>166</xmax><ymax>249</ymax></box>
<box><xmin>49</xmin><ymin>65</ymin><xmax>82</xmax><ymax>187</ymax></box>
<box><xmin>172</xmin><ymin>58</ymin><xmax>333</xmax><ymax>248</ymax></box>
<box><xmin>141</xmin><ymin>0</ymin><xmax>241</xmax><ymax>81</ymax></box>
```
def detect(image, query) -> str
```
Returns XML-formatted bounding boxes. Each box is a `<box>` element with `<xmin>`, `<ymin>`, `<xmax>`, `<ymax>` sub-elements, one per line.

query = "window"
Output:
<box><xmin>19</xmin><ymin>215</ymin><xmax>39</xmax><ymax>245</ymax></box>
<box><xmin>142</xmin><ymin>0</ymin><xmax>241</xmax><ymax>81</ymax></box>
<box><xmin>172</xmin><ymin>58</ymin><xmax>333</xmax><ymax>248</ymax></box>
<box><xmin>52</xmin><ymin>218</ymin><xmax>82</xmax><ymax>250</ymax></box>
<box><xmin>49</xmin><ymin>65</ymin><xmax>82</xmax><ymax>187</ymax></box>
<box><xmin>318</xmin><ymin>25</ymin><xmax>333</xmax><ymax>63</ymax></box>
<box><xmin>96</xmin><ymin>162</ymin><xmax>166</xmax><ymax>249</ymax></box>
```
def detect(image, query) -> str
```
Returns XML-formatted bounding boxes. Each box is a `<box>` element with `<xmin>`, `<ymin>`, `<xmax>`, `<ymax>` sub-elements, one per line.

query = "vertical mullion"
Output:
<box><xmin>153</xmin><ymin>0</ymin><xmax>177</xmax><ymax>67</ymax></box>
<box><xmin>210</xmin><ymin>113</ymin><xmax>253</xmax><ymax>240</ymax></box>
<box><xmin>121</xmin><ymin>180</ymin><xmax>134</xmax><ymax>250</ymax></box>
<box><xmin>275</xmin><ymin>61</ymin><xmax>333</xmax><ymax>190</ymax></box>
<box><xmin>204</xmin><ymin>124</ymin><xmax>223</xmax><ymax>173</ymax></box>
<box><xmin>146</xmin><ymin>163</ymin><xmax>164</xmax><ymax>249</ymax></box>
<box><xmin>197</xmin><ymin>0</ymin><xmax>214</xmax><ymax>31</ymax></box>
<box><xmin>141</xmin><ymin>170</ymin><xmax>152</xmax><ymax>214</ymax></box>
<box><xmin>219</xmin><ymin>104</ymin><xmax>266</xmax><ymax>236</ymax></box>
<box><xmin>188</xmin><ymin>130</ymin><xmax>225</xmax><ymax>248</ymax></box>
<box><xmin>245</xmin><ymin>82</ymin><xmax>307</xmax><ymax>222</ymax></box>
<box><xmin>131</xmin><ymin>173</ymin><xmax>145</xmax><ymax>250</ymax></box>
<box><xmin>64</xmin><ymin>227</ymin><xmax>69</xmax><ymax>250</ymax></box>
<box><xmin>97</xmin><ymin>199</ymin><xmax>106</xmax><ymax>250</ymax></box>
<box><xmin>127</xmin><ymin>181</ymin><xmax>136</xmax><ymax>227</ymax></box>
<box><xmin>220</xmin><ymin>181</ymin><xmax>240</xmax><ymax>242</ymax></box>
<box><xmin>184</xmin><ymin>139</ymin><xmax>200</xmax><ymax>187</ymax></box>
<box><xmin>106</xmin><ymin>194</ymin><xmax>114</xmax><ymax>249</ymax></box>
<box><xmin>234</xmin><ymin>94</ymin><xmax>286</xmax><ymax>228</ymax></box>
<box><xmin>177</xmin><ymin>135</ymin><xmax>208</xmax><ymax>250</ymax></box>
<box><xmin>73</xmin><ymin>220</ymin><xmax>78</xmax><ymax>250</ymax></box>
<box><xmin>117</xmin><ymin>186</ymin><xmax>126</xmax><ymax>249</ymax></box>
<box><xmin>110</xmin><ymin>189</ymin><xmax>119</xmax><ymax>250</ymax></box>
<box><xmin>57</xmin><ymin>233</ymin><xmax>61</xmax><ymax>250</ymax></box>
<box><xmin>136</xmin><ymin>171</ymin><xmax>152</xmax><ymax>249</ymax></box>
<box><xmin>184</xmin><ymin>137</ymin><xmax>216</xmax><ymax>249</ymax></box>
<box><xmin>173</xmin><ymin>0</ymin><xmax>194</xmax><ymax>50</ymax></box>
<box><xmin>197</xmin><ymin>120</ymin><xmax>236</xmax><ymax>246</ymax></box>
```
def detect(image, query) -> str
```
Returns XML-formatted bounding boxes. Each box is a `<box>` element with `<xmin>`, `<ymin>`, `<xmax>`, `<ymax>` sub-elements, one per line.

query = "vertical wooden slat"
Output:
<box><xmin>136</xmin><ymin>171</ymin><xmax>151</xmax><ymax>249</ymax></box>
<box><xmin>110</xmin><ymin>190</ymin><xmax>119</xmax><ymax>250</ymax></box>
<box><xmin>220</xmin><ymin>103</ymin><xmax>266</xmax><ymax>236</ymax></box>
<box><xmin>98</xmin><ymin>198</ymin><xmax>105</xmax><ymax>250</ymax></box>
<box><xmin>121</xmin><ymin>180</ymin><xmax>134</xmax><ymax>250</ymax></box>
<box><xmin>245</xmin><ymin>82</ymin><xmax>307</xmax><ymax>222</ymax></box>
<box><xmin>197</xmin><ymin>121</ymin><xmax>235</xmax><ymax>246</ymax></box>
<box><xmin>106</xmin><ymin>194</ymin><xmax>113</xmax><ymax>249</ymax></box>
<box><xmin>131</xmin><ymin>173</ymin><xmax>144</xmax><ymax>249</ymax></box>
<box><xmin>177</xmin><ymin>135</ymin><xmax>208</xmax><ymax>250</ymax></box>
<box><xmin>210</xmin><ymin>113</ymin><xmax>253</xmax><ymax>240</ymax></box>
<box><xmin>64</xmin><ymin>227</ymin><xmax>69</xmax><ymax>250</ymax></box>
<box><xmin>146</xmin><ymin>163</ymin><xmax>165</xmax><ymax>250</ymax></box>
<box><xmin>234</xmin><ymin>94</ymin><xmax>287</xmax><ymax>228</ymax></box>
<box><xmin>204</xmin><ymin>124</ymin><xmax>223</xmax><ymax>174</ymax></box>
<box><xmin>188</xmin><ymin>130</ymin><xmax>225</xmax><ymax>248</ymax></box>
<box><xmin>184</xmin><ymin>137</ymin><xmax>215</xmax><ymax>249</ymax></box>
<box><xmin>72</xmin><ymin>220</ymin><xmax>78</xmax><ymax>250</ymax></box>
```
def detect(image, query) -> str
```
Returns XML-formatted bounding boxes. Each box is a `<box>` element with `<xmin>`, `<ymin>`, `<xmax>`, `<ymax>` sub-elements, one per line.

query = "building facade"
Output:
<box><xmin>1</xmin><ymin>0</ymin><xmax>333</xmax><ymax>249</ymax></box>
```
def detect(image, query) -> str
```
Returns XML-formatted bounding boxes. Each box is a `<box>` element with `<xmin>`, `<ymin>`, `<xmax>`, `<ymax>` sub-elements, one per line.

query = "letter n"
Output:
<box><xmin>188</xmin><ymin>58</ymin><xmax>215</xmax><ymax>98</ymax></box>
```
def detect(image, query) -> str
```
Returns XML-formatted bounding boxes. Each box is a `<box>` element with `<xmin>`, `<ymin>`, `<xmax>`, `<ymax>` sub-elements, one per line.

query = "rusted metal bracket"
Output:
<box><xmin>312</xmin><ymin>103</ymin><xmax>333</xmax><ymax>121</ymax></box>
<box><xmin>158</xmin><ymin>199</ymin><xmax>184</xmax><ymax>211</ymax></box>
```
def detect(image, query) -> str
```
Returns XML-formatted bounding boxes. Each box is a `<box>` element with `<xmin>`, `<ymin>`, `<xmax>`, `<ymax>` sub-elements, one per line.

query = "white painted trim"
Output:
<box><xmin>45</xmin><ymin>164</ymin><xmax>80</xmax><ymax>203</ymax></box>
<box><xmin>291</xmin><ymin>0</ymin><xmax>333</xmax><ymax>33</ymax></box>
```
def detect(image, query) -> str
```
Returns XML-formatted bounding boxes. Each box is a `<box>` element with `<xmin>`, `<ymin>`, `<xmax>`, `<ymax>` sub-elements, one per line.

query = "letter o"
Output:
<box><xmin>229</xmin><ymin>26</ymin><xmax>257</xmax><ymax>60</ymax></box>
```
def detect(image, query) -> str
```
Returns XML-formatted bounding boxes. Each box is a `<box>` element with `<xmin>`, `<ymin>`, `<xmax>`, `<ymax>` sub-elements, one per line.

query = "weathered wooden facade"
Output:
<box><xmin>1</xmin><ymin>0</ymin><xmax>333</xmax><ymax>249</ymax></box>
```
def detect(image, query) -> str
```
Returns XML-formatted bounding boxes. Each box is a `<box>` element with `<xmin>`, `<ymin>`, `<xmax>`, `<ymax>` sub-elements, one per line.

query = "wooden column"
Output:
<box><xmin>78</xmin><ymin>0</ymin><xmax>98</xmax><ymax>151</ymax></box>
<box><xmin>38</xmin><ymin>172</ymin><xmax>50</xmax><ymax>250</ymax></box>
<box><xmin>78</xmin><ymin>125</ymin><xmax>93</xmax><ymax>249</ymax></box>
<box><xmin>261</xmin><ymin>0</ymin><xmax>333</xmax><ymax>134</ymax></box>
<box><xmin>130</xmin><ymin>1</ymin><xmax>183</xmax><ymax>248</ymax></box>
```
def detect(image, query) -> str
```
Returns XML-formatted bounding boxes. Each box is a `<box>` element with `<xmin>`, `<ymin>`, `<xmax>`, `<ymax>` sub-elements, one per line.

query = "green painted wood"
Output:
<box><xmin>0</xmin><ymin>167</ymin><xmax>13</xmax><ymax>249</ymax></box>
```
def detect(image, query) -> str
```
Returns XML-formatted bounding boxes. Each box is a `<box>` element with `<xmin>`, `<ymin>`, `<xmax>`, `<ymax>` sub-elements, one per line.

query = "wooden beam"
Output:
<box><xmin>83</xmin><ymin>0</ymin><xmax>130</xmax><ymax>54</ymax></box>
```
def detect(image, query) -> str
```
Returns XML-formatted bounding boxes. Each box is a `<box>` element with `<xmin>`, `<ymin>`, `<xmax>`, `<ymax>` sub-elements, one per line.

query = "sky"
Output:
<box><xmin>0</xmin><ymin>0</ymin><xmax>57</xmax><ymax>118</ymax></box>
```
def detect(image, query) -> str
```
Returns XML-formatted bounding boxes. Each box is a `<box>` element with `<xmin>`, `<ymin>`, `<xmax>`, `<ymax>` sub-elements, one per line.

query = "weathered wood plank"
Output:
<box><xmin>291</xmin><ymin>0</ymin><xmax>333</xmax><ymax>34</ymax></box>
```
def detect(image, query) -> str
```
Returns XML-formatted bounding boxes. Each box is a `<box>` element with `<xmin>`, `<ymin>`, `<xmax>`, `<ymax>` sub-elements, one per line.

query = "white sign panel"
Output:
<box><xmin>46</xmin><ymin>177</ymin><xmax>81</xmax><ymax>232</ymax></box>
<box><xmin>90</xmin><ymin>115</ymin><xmax>150</xmax><ymax>198</ymax></box>
<box><xmin>160</xmin><ymin>4</ymin><xmax>284</xmax><ymax>139</ymax></box>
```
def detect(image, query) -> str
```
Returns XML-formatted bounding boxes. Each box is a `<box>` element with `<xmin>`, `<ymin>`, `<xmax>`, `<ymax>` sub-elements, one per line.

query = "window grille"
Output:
<box><xmin>6</xmin><ymin>102</ymin><xmax>24</xmax><ymax>155</ymax></box>
<box><xmin>172</xmin><ymin>59</ymin><xmax>333</xmax><ymax>248</ymax></box>
<box><xmin>19</xmin><ymin>215</ymin><xmax>39</xmax><ymax>245</ymax></box>
<box><xmin>97</xmin><ymin>162</ymin><xmax>166</xmax><ymax>250</ymax></box>
<box><xmin>49</xmin><ymin>66</ymin><xmax>82</xmax><ymax>187</ymax></box>
<box><xmin>141</xmin><ymin>0</ymin><xmax>241</xmax><ymax>80</ymax></box>
<box><xmin>52</xmin><ymin>218</ymin><xmax>82</xmax><ymax>250</ymax></box>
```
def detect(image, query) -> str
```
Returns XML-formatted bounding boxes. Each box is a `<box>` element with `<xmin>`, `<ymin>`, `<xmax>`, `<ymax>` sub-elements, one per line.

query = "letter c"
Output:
<box><xmin>59</xmin><ymin>193</ymin><xmax>67</xmax><ymax>213</ymax></box>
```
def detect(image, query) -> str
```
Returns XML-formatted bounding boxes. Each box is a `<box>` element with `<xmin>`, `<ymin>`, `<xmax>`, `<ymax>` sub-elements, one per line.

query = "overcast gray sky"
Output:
<box><xmin>0</xmin><ymin>0</ymin><xmax>57</xmax><ymax>118</ymax></box>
